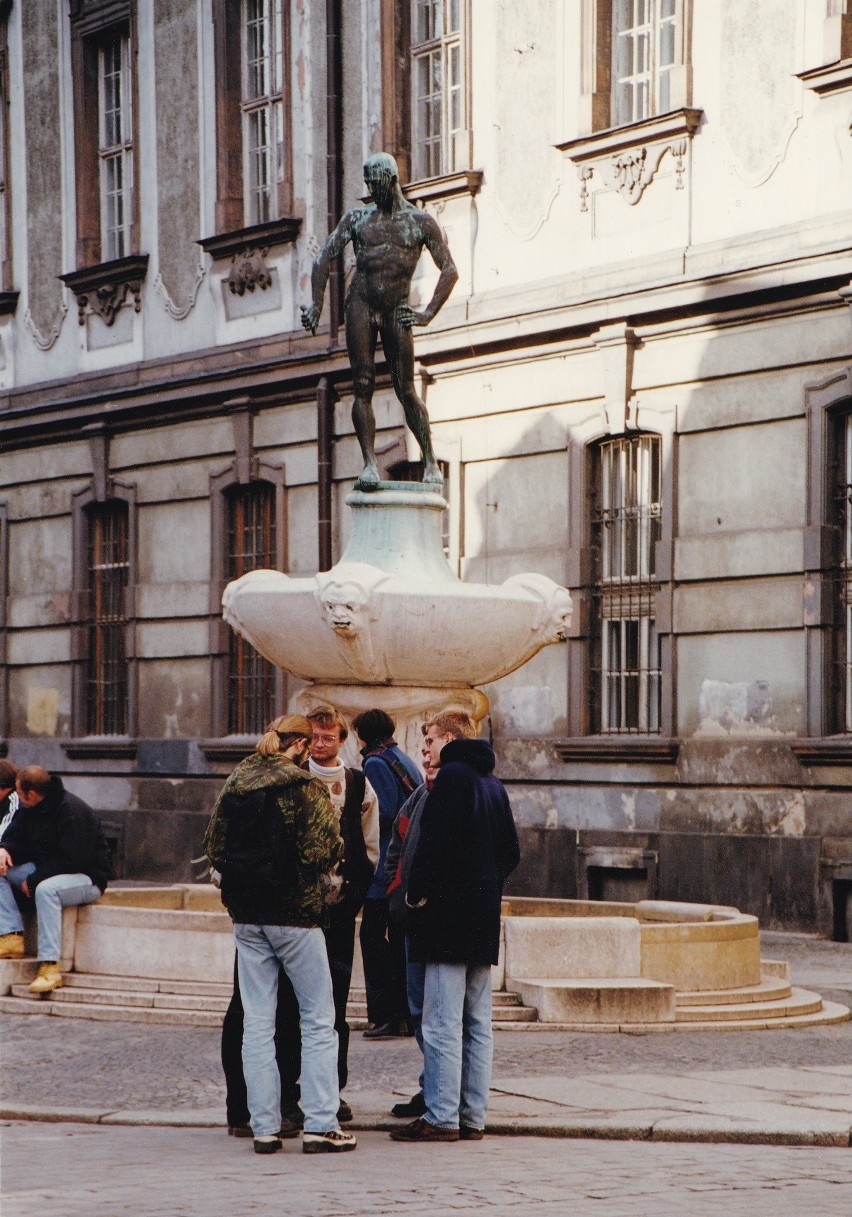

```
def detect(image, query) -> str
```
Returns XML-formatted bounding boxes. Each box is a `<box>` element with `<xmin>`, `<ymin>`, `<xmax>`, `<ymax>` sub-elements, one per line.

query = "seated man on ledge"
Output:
<box><xmin>0</xmin><ymin>766</ymin><xmax>112</xmax><ymax>993</ymax></box>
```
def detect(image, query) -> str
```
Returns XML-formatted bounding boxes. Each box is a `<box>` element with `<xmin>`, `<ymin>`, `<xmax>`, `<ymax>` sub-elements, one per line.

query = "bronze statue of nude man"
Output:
<box><xmin>301</xmin><ymin>152</ymin><xmax>458</xmax><ymax>488</ymax></box>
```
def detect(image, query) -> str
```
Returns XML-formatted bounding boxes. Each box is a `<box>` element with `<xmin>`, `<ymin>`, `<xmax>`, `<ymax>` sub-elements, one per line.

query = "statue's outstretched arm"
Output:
<box><xmin>301</xmin><ymin>211</ymin><xmax>358</xmax><ymax>334</ymax></box>
<box><xmin>397</xmin><ymin>214</ymin><xmax>459</xmax><ymax>329</ymax></box>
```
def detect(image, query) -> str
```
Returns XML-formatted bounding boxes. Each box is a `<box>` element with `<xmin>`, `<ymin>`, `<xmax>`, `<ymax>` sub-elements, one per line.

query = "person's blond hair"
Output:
<box><xmin>255</xmin><ymin>714</ymin><xmax>314</xmax><ymax>757</ymax></box>
<box><xmin>423</xmin><ymin>711</ymin><xmax>478</xmax><ymax>741</ymax></box>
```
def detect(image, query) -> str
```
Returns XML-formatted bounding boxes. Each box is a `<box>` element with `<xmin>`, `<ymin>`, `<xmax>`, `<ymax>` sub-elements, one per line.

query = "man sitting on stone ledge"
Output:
<box><xmin>0</xmin><ymin>765</ymin><xmax>112</xmax><ymax>993</ymax></box>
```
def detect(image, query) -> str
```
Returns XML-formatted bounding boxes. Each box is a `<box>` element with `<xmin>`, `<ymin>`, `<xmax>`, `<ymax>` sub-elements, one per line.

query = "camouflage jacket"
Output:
<box><xmin>204</xmin><ymin>753</ymin><xmax>343</xmax><ymax>927</ymax></box>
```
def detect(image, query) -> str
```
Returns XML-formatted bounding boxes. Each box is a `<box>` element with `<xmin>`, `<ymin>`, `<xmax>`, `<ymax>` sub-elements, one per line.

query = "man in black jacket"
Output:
<box><xmin>390</xmin><ymin>731</ymin><xmax>520</xmax><ymax>1143</ymax></box>
<box><xmin>0</xmin><ymin>766</ymin><xmax>111</xmax><ymax>992</ymax></box>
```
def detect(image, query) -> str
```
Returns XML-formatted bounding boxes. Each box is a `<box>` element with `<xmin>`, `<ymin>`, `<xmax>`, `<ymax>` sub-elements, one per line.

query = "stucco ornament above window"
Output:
<box><xmin>557</xmin><ymin>108</ymin><xmax>701</xmax><ymax>211</ymax></box>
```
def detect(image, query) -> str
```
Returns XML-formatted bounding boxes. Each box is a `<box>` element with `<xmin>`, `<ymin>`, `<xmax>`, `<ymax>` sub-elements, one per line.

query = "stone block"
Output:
<box><xmin>503</xmin><ymin>915</ymin><xmax>641</xmax><ymax>981</ymax></box>
<box><xmin>510</xmin><ymin>977</ymin><xmax>675</xmax><ymax>1023</ymax></box>
<box><xmin>640</xmin><ymin>919</ymin><xmax>761</xmax><ymax>991</ymax></box>
<box><xmin>72</xmin><ymin>905</ymin><xmax>234</xmax><ymax>984</ymax></box>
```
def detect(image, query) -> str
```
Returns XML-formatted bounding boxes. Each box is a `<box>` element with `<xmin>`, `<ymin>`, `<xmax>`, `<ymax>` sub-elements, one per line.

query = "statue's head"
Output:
<box><xmin>364</xmin><ymin>152</ymin><xmax>399</xmax><ymax>207</ymax></box>
<box><xmin>315</xmin><ymin>563</ymin><xmax>389</xmax><ymax>637</ymax></box>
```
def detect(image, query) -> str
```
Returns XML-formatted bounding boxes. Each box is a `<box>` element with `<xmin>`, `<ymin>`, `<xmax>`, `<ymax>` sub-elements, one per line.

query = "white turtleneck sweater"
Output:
<box><xmin>308</xmin><ymin>756</ymin><xmax>380</xmax><ymax>870</ymax></box>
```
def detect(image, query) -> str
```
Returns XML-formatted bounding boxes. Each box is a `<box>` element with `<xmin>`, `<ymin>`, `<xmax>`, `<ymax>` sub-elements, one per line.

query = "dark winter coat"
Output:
<box><xmin>406</xmin><ymin>738</ymin><xmax>520</xmax><ymax>967</ymax></box>
<box><xmin>1</xmin><ymin>776</ymin><xmax>112</xmax><ymax>894</ymax></box>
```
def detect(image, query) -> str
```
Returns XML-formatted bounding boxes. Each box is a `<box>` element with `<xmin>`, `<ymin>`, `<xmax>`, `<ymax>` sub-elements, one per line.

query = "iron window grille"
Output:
<box><xmin>98</xmin><ymin>32</ymin><xmax>134</xmax><ymax>262</ymax></box>
<box><xmin>590</xmin><ymin>434</ymin><xmax>662</xmax><ymax>734</ymax></box>
<box><xmin>242</xmin><ymin>0</ymin><xmax>285</xmax><ymax>226</ymax></box>
<box><xmin>612</xmin><ymin>0</ymin><xmax>678</xmax><ymax>126</ymax></box>
<box><xmin>226</xmin><ymin>482</ymin><xmax>277</xmax><ymax>734</ymax></box>
<box><xmin>829</xmin><ymin>411</ymin><xmax>852</xmax><ymax>733</ymax></box>
<box><xmin>411</xmin><ymin>0</ymin><xmax>464</xmax><ymax>180</ymax></box>
<box><xmin>85</xmin><ymin>501</ymin><xmax>129</xmax><ymax>735</ymax></box>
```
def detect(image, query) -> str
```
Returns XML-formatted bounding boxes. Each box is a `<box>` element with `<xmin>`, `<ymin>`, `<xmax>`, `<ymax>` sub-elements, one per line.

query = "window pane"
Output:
<box><xmin>591</xmin><ymin>435</ymin><xmax>662</xmax><ymax>734</ymax></box>
<box><xmin>99</xmin><ymin>34</ymin><xmax>132</xmax><ymax>259</ymax></box>
<box><xmin>86</xmin><ymin>503</ymin><xmax>130</xmax><ymax>736</ymax></box>
<box><xmin>227</xmin><ymin>484</ymin><xmax>277</xmax><ymax>734</ymax></box>
<box><xmin>412</xmin><ymin>1</ymin><xmax>464</xmax><ymax>178</ymax></box>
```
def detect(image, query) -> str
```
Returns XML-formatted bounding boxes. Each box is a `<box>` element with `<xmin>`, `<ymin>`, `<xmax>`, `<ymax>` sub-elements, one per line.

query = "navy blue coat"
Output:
<box><xmin>406</xmin><ymin>738</ymin><xmax>520</xmax><ymax>967</ymax></box>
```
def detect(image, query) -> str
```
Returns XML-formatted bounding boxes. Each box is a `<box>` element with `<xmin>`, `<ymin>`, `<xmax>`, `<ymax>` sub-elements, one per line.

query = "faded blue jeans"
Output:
<box><xmin>421</xmin><ymin>962</ymin><xmax>493</xmax><ymax>1131</ymax></box>
<box><xmin>0</xmin><ymin>863</ymin><xmax>101</xmax><ymax>960</ymax></box>
<box><xmin>234</xmin><ymin>922</ymin><xmax>340</xmax><ymax>1138</ymax></box>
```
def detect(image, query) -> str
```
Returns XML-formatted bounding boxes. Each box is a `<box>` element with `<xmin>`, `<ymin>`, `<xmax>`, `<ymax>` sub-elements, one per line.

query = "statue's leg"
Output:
<box><xmin>381</xmin><ymin>318</ymin><xmax>442</xmax><ymax>485</ymax></box>
<box><xmin>346</xmin><ymin>291</ymin><xmax>380</xmax><ymax>486</ymax></box>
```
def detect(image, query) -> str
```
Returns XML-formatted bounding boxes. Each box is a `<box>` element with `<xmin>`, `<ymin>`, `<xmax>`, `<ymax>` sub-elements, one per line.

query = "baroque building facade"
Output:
<box><xmin>1</xmin><ymin>0</ymin><xmax>851</xmax><ymax>935</ymax></box>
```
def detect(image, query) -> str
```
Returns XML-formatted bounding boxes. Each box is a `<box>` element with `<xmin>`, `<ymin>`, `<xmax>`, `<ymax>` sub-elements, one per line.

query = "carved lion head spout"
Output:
<box><xmin>314</xmin><ymin>563</ymin><xmax>389</xmax><ymax>638</ymax></box>
<box><xmin>503</xmin><ymin>573</ymin><xmax>573</xmax><ymax>642</ymax></box>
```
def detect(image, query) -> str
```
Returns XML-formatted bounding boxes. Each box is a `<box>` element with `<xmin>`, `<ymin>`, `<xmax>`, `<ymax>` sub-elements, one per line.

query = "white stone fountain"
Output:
<box><xmin>222</xmin><ymin>480</ymin><xmax>571</xmax><ymax>755</ymax></box>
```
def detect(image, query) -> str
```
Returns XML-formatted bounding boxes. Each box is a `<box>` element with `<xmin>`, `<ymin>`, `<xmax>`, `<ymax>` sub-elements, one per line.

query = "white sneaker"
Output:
<box><xmin>302</xmin><ymin>1127</ymin><xmax>357</xmax><ymax>1154</ymax></box>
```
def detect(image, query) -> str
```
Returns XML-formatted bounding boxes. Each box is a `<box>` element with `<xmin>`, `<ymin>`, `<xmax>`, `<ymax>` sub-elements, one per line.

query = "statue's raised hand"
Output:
<box><xmin>301</xmin><ymin>303</ymin><xmax>321</xmax><ymax>335</ymax></box>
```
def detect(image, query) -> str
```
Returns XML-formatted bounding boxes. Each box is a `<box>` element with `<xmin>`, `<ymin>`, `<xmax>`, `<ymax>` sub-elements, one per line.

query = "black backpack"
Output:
<box><xmin>218</xmin><ymin>787</ymin><xmax>297</xmax><ymax>906</ymax></box>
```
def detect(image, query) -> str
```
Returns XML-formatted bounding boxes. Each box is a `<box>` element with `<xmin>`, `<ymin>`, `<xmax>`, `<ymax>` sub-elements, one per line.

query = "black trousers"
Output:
<box><xmin>358</xmin><ymin>896</ymin><xmax>410</xmax><ymax>1026</ymax></box>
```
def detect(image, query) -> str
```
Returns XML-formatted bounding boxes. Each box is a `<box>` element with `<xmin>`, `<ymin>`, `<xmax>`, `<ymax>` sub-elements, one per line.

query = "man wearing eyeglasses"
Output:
<box><xmin>390</xmin><ymin>711</ymin><xmax>520</xmax><ymax>1143</ymax></box>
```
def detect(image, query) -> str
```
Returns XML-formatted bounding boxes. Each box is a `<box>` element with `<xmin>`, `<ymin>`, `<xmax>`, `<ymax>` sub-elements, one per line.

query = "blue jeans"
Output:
<box><xmin>0</xmin><ymin>864</ymin><xmax>101</xmax><ymax>960</ymax></box>
<box><xmin>234</xmin><ymin>923</ymin><xmax>339</xmax><ymax>1138</ymax></box>
<box><xmin>405</xmin><ymin>937</ymin><xmax>425</xmax><ymax>1092</ymax></box>
<box><xmin>421</xmin><ymin>962</ymin><xmax>493</xmax><ymax>1131</ymax></box>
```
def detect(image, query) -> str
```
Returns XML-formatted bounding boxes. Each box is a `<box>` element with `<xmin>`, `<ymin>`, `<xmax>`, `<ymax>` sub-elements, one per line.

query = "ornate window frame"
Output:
<box><xmin>68</xmin><ymin>433</ymin><xmax>138</xmax><ymax>754</ymax></box>
<box><xmin>66</xmin><ymin>0</ymin><xmax>147</xmax><ymax>325</ymax></box>
<box><xmin>0</xmin><ymin>0</ymin><xmax>15</xmax><ymax>311</ymax></box>
<box><xmin>206</xmin><ymin>405</ymin><xmax>287</xmax><ymax>748</ymax></box>
<box><xmin>559</xmin><ymin>0</ymin><xmax>699</xmax><ymax>212</ymax></box>
<box><xmin>561</xmin><ymin>377</ymin><xmax>678</xmax><ymax>761</ymax></box>
<box><xmin>798</xmin><ymin>366</ymin><xmax>852</xmax><ymax>756</ymax></box>
<box><xmin>202</xmin><ymin>0</ymin><xmax>301</xmax><ymax>292</ymax></box>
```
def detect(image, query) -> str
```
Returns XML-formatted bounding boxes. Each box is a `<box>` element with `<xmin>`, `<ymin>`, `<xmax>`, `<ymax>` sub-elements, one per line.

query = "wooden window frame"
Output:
<box><xmin>409</xmin><ymin>0</ymin><xmax>469</xmax><ymax>182</ymax></box>
<box><xmin>70</xmin><ymin>1</ymin><xmax>140</xmax><ymax>269</ymax></box>
<box><xmin>577</xmin><ymin>0</ymin><xmax>692</xmax><ymax>136</ymax></box>
<box><xmin>212</xmin><ymin>0</ymin><xmax>293</xmax><ymax>236</ymax></box>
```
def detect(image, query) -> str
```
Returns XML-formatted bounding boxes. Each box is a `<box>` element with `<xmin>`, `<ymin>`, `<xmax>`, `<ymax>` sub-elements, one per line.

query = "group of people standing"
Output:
<box><xmin>204</xmin><ymin>702</ymin><xmax>520</xmax><ymax>1155</ymax></box>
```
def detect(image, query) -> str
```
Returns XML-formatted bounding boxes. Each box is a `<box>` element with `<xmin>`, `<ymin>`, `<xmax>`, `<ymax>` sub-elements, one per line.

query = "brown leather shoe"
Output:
<box><xmin>389</xmin><ymin>1118</ymin><xmax>459</xmax><ymax>1143</ymax></box>
<box><xmin>459</xmin><ymin>1125</ymin><xmax>484</xmax><ymax>1141</ymax></box>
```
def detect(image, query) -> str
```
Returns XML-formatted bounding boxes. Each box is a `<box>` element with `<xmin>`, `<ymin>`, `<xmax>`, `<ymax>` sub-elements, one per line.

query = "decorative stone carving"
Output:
<box><xmin>558</xmin><ymin>108</ymin><xmax>702</xmax><ymax>211</ymax></box>
<box><xmin>60</xmin><ymin>255</ymin><xmax>149</xmax><ymax>327</ymax></box>
<box><xmin>227</xmin><ymin>247</ymin><xmax>273</xmax><ymax>296</ymax></box>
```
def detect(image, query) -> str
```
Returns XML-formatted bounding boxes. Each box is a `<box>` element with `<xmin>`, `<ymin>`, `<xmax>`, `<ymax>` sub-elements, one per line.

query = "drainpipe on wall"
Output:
<box><xmin>317</xmin><ymin>376</ymin><xmax>336</xmax><ymax>572</ymax></box>
<box><xmin>317</xmin><ymin>0</ymin><xmax>343</xmax><ymax>572</ymax></box>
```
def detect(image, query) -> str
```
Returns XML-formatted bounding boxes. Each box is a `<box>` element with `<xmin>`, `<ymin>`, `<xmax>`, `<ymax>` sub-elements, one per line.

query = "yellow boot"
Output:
<box><xmin>29</xmin><ymin>962</ymin><xmax>63</xmax><ymax>994</ymax></box>
<box><xmin>0</xmin><ymin>933</ymin><xmax>24</xmax><ymax>959</ymax></box>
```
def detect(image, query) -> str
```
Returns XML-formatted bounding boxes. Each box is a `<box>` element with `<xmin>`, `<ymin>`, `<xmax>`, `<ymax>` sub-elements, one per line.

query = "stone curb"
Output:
<box><xmin>3</xmin><ymin>1104</ymin><xmax>849</xmax><ymax>1148</ymax></box>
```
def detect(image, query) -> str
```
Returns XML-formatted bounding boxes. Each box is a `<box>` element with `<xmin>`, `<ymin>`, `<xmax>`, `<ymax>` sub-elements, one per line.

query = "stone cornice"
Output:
<box><xmin>555</xmin><ymin>738</ymin><xmax>680</xmax><ymax>764</ymax></box>
<box><xmin>60</xmin><ymin>254</ymin><xmax>149</xmax><ymax>326</ymax></box>
<box><xmin>62</xmin><ymin>738</ymin><xmax>138</xmax><ymax>761</ymax></box>
<box><xmin>404</xmin><ymin>170</ymin><xmax>484</xmax><ymax>206</ymax></box>
<box><xmin>197</xmin><ymin>217</ymin><xmax>302</xmax><ymax>262</ymax></box>
<box><xmin>790</xmin><ymin>738</ymin><xmax>852</xmax><ymax>766</ymax></box>
<box><xmin>798</xmin><ymin>59</ymin><xmax>852</xmax><ymax>96</ymax></box>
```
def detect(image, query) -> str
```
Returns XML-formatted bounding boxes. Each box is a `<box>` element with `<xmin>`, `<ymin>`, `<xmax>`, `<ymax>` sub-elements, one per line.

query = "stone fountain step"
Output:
<box><xmin>507</xmin><ymin>977</ymin><xmax>676</xmax><ymax>1025</ymax></box>
<box><xmin>673</xmin><ymin>997</ymin><xmax>851</xmax><ymax>1033</ymax></box>
<box><xmin>674</xmin><ymin>987</ymin><xmax>824</xmax><ymax>1023</ymax></box>
<box><xmin>675</xmin><ymin>977</ymin><xmax>793</xmax><ymax>1006</ymax></box>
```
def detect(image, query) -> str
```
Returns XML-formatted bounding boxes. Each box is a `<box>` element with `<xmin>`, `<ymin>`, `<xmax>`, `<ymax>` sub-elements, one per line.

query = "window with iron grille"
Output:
<box><xmin>98</xmin><ymin>32</ymin><xmax>134</xmax><ymax>262</ymax></box>
<box><xmin>226</xmin><ymin>483</ymin><xmax>277</xmax><ymax>734</ymax></box>
<box><xmin>612</xmin><ymin>0</ymin><xmax>678</xmax><ymax>126</ymax></box>
<box><xmin>86</xmin><ymin>502</ymin><xmax>129</xmax><ymax>735</ymax></box>
<box><xmin>830</xmin><ymin>411</ymin><xmax>852</xmax><ymax>732</ymax></box>
<box><xmin>411</xmin><ymin>0</ymin><xmax>465</xmax><ymax>180</ymax></box>
<box><xmin>242</xmin><ymin>0</ymin><xmax>285</xmax><ymax>225</ymax></box>
<box><xmin>0</xmin><ymin>14</ymin><xmax>9</xmax><ymax>290</ymax></box>
<box><xmin>590</xmin><ymin>434</ymin><xmax>662</xmax><ymax>734</ymax></box>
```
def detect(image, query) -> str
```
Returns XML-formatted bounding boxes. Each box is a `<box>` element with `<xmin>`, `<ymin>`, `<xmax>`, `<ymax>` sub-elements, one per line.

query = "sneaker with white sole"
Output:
<box><xmin>302</xmin><ymin>1128</ymin><xmax>357</xmax><ymax>1154</ymax></box>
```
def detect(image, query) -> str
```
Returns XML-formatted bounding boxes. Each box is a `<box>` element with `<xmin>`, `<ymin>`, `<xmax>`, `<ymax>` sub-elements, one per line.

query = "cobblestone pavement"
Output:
<box><xmin>2</xmin><ymin>1124</ymin><xmax>851</xmax><ymax>1217</ymax></box>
